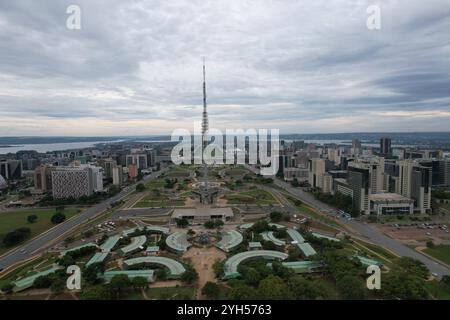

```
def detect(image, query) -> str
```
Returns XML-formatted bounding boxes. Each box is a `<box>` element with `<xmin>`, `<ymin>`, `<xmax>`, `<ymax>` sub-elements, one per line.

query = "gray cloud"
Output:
<box><xmin>0</xmin><ymin>0</ymin><xmax>449</xmax><ymax>136</ymax></box>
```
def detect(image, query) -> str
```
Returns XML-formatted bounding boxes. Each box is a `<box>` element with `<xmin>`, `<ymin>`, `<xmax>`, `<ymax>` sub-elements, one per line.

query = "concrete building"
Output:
<box><xmin>34</xmin><ymin>165</ymin><xmax>55</xmax><ymax>193</ymax></box>
<box><xmin>51</xmin><ymin>165</ymin><xmax>103</xmax><ymax>199</ymax></box>
<box><xmin>380</xmin><ymin>137</ymin><xmax>392</xmax><ymax>156</ymax></box>
<box><xmin>52</xmin><ymin>167</ymin><xmax>93</xmax><ymax>199</ymax></box>
<box><xmin>172</xmin><ymin>207</ymin><xmax>234</xmax><ymax>222</ymax></box>
<box><xmin>369</xmin><ymin>193</ymin><xmax>414</xmax><ymax>215</ymax></box>
<box><xmin>0</xmin><ymin>159</ymin><xmax>23</xmax><ymax>180</ymax></box>
<box><xmin>308</xmin><ymin>158</ymin><xmax>333</xmax><ymax>192</ymax></box>
<box><xmin>126</xmin><ymin>153</ymin><xmax>148</xmax><ymax>170</ymax></box>
<box><xmin>283</xmin><ymin>167</ymin><xmax>309</xmax><ymax>182</ymax></box>
<box><xmin>112</xmin><ymin>165</ymin><xmax>123</xmax><ymax>186</ymax></box>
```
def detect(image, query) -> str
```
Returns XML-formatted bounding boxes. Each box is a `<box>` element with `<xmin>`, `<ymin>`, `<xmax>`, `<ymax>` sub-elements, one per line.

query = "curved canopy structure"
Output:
<box><xmin>13</xmin><ymin>266</ymin><xmax>63</xmax><ymax>292</ymax></box>
<box><xmin>223</xmin><ymin>250</ymin><xmax>288</xmax><ymax>279</ymax></box>
<box><xmin>267</xmin><ymin>261</ymin><xmax>322</xmax><ymax>273</ymax></box>
<box><xmin>120</xmin><ymin>235</ymin><xmax>147</xmax><ymax>255</ymax></box>
<box><xmin>261</xmin><ymin>231</ymin><xmax>286</xmax><ymax>246</ymax></box>
<box><xmin>166</xmin><ymin>231</ymin><xmax>191</xmax><ymax>253</ymax></box>
<box><xmin>123</xmin><ymin>225</ymin><xmax>170</xmax><ymax>237</ymax></box>
<box><xmin>216</xmin><ymin>230</ymin><xmax>243</xmax><ymax>252</ymax></box>
<box><xmin>311</xmin><ymin>232</ymin><xmax>340</xmax><ymax>242</ymax></box>
<box><xmin>123</xmin><ymin>256</ymin><xmax>186</xmax><ymax>278</ymax></box>
<box><xmin>102</xmin><ymin>270</ymin><xmax>155</xmax><ymax>283</ymax></box>
<box><xmin>86</xmin><ymin>235</ymin><xmax>121</xmax><ymax>266</ymax></box>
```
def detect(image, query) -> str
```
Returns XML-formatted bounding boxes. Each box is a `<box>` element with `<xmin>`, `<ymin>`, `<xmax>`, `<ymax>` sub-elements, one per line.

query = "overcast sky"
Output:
<box><xmin>0</xmin><ymin>0</ymin><xmax>449</xmax><ymax>136</ymax></box>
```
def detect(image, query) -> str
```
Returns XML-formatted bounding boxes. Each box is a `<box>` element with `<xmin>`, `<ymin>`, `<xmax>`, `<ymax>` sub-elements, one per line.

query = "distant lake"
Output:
<box><xmin>0</xmin><ymin>140</ymin><xmax>121</xmax><ymax>153</ymax></box>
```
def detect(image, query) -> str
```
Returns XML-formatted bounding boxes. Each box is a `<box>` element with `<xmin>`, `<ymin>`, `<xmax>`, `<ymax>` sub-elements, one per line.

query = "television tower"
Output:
<box><xmin>201</xmin><ymin>59</ymin><xmax>210</xmax><ymax>203</ymax></box>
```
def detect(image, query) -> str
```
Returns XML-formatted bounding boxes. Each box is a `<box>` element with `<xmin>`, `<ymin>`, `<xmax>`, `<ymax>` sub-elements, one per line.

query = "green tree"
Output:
<box><xmin>27</xmin><ymin>214</ymin><xmax>38</xmax><ymax>224</ymax></box>
<box><xmin>288</xmin><ymin>276</ymin><xmax>329</xmax><ymax>300</ymax></box>
<box><xmin>227</xmin><ymin>284</ymin><xmax>258</xmax><ymax>300</ymax></box>
<box><xmin>176</xmin><ymin>218</ymin><xmax>189</xmax><ymax>228</ymax></box>
<box><xmin>336</xmin><ymin>275</ymin><xmax>367</xmax><ymax>300</ymax></box>
<box><xmin>269</xmin><ymin>211</ymin><xmax>283</xmax><ymax>223</ymax></box>
<box><xmin>58</xmin><ymin>255</ymin><xmax>75</xmax><ymax>267</ymax></box>
<box><xmin>132</xmin><ymin>276</ymin><xmax>149</xmax><ymax>289</ymax></box>
<box><xmin>109</xmin><ymin>274</ymin><xmax>132</xmax><ymax>298</ymax></box>
<box><xmin>202</xmin><ymin>282</ymin><xmax>221</xmax><ymax>299</ymax></box>
<box><xmin>51</xmin><ymin>212</ymin><xmax>66</xmax><ymax>224</ymax></box>
<box><xmin>1</xmin><ymin>283</ymin><xmax>14</xmax><ymax>294</ymax></box>
<box><xmin>2</xmin><ymin>227</ymin><xmax>31</xmax><ymax>246</ymax></box>
<box><xmin>181</xmin><ymin>266</ymin><xmax>199</xmax><ymax>284</ymax></box>
<box><xmin>80</xmin><ymin>285</ymin><xmax>111</xmax><ymax>300</ymax></box>
<box><xmin>257</xmin><ymin>275</ymin><xmax>290</xmax><ymax>300</ymax></box>
<box><xmin>136</xmin><ymin>183</ymin><xmax>146</xmax><ymax>192</ymax></box>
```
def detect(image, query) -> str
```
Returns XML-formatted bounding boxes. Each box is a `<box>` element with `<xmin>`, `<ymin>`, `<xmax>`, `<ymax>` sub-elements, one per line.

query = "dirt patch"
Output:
<box><xmin>182</xmin><ymin>246</ymin><xmax>226</xmax><ymax>300</ymax></box>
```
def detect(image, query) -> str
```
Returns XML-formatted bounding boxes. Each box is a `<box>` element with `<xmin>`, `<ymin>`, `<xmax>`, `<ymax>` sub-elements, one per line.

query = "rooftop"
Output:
<box><xmin>216</xmin><ymin>230</ymin><xmax>243</xmax><ymax>252</ymax></box>
<box><xmin>123</xmin><ymin>256</ymin><xmax>186</xmax><ymax>278</ymax></box>
<box><xmin>369</xmin><ymin>193</ymin><xmax>414</xmax><ymax>203</ymax></box>
<box><xmin>287</xmin><ymin>228</ymin><xmax>305</xmax><ymax>244</ymax></box>
<box><xmin>261</xmin><ymin>231</ymin><xmax>286</xmax><ymax>246</ymax></box>
<box><xmin>296</xmin><ymin>242</ymin><xmax>317</xmax><ymax>257</ymax></box>
<box><xmin>120</xmin><ymin>235</ymin><xmax>147</xmax><ymax>254</ymax></box>
<box><xmin>165</xmin><ymin>231</ymin><xmax>191</xmax><ymax>253</ymax></box>
<box><xmin>223</xmin><ymin>250</ymin><xmax>288</xmax><ymax>279</ymax></box>
<box><xmin>101</xmin><ymin>270</ymin><xmax>155</xmax><ymax>283</ymax></box>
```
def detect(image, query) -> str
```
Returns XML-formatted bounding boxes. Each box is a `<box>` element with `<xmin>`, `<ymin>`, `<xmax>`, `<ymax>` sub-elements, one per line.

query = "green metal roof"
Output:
<box><xmin>123</xmin><ymin>225</ymin><xmax>170</xmax><ymax>236</ymax></box>
<box><xmin>287</xmin><ymin>228</ymin><xmax>305</xmax><ymax>244</ymax></box>
<box><xmin>216</xmin><ymin>230</ymin><xmax>243</xmax><ymax>252</ymax></box>
<box><xmin>101</xmin><ymin>270</ymin><xmax>155</xmax><ymax>282</ymax></box>
<box><xmin>119</xmin><ymin>235</ymin><xmax>147</xmax><ymax>254</ymax></box>
<box><xmin>165</xmin><ymin>231</ymin><xmax>191</xmax><ymax>253</ymax></box>
<box><xmin>223</xmin><ymin>250</ymin><xmax>288</xmax><ymax>280</ymax></box>
<box><xmin>248</xmin><ymin>241</ymin><xmax>262</xmax><ymax>249</ymax></box>
<box><xmin>63</xmin><ymin>243</ymin><xmax>97</xmax><ymax>255</ymax></box>
<box><xmin>146</xmin><ymin>246</ymin><xmax>160</xmax><ymax>252</ymax></box>
<box><xmin>356</xmin><ymin>256</ymin><xmax>383</xmax><ymax>267</ymax></box>
<box><xmin>269</xmin><ymin>223</ymin><xmax>286</xmax><ymax>229</ymax></box>
<box><xmin>261</xmin><ymin>231</ymin><xmax>286</xmax><ymax>246</ymax></box>
<box><xmin>296</xmin><ymin>242</ymin><xmax>317</xmax><ymax>257</ymax></box>
<box><xmin>239</xmin><ymin>223</ymin><xmax>254</xmax><ymax>230</ymax></box>
<box><xmin>311</xmin><ymin>232</ymin><xmax>340</xmax><ymax>242</ymax></box>
<box><xmin>86</xmin><ymin>251</ymin><xmax>109</xmax><ymax>267</ymax></box>
<box><xmin>100</xmin><ymin>235</ymin><xmax>121</xmax><ymax>251</ymax></box>
<box><xmin>123</xmin><ymin>256</ymin><xmax>186</xmax><ymax>278</ymax></box>
<box><xmin>267</xmin><ymin>261</ymin><xmax>322</xmax><ymax>273</ymax></box>
<box><xmin>13</xmin><ymin>266</ymin><xmax>63</xmax><ymax>292</ymax></box>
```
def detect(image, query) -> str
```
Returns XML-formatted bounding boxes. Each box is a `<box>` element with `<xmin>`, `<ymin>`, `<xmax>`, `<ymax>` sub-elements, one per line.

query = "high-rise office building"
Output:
<box><xmin>380</xmin><ymin>137</ymin><xmax>392</xmax><ymax>156</ymax></box>
<box><xmin>0</xmin><ymin>159</ymin><xmax>23</xmax><ymax>180</ymax></box>
<box><xmin>51</xmin><ymin>165</ymin><xmax>103</xmax><ymax>199</ymax></box>
<box><xmin>34</xmin><ymin>165</ymin><xmax>55</xmax><ymax>193</ymax></box>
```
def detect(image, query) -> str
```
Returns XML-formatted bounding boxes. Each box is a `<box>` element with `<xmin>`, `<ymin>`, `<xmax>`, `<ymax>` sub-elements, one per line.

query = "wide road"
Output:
<box><xmin>246</xmin><ymin>165</ymin><xmax>450</xmax><ymax>278</ymax></box>
<box><xmin>0</xmin><ymin>169</ymin><xmax>166</xmax><ymax>272</ymax></box>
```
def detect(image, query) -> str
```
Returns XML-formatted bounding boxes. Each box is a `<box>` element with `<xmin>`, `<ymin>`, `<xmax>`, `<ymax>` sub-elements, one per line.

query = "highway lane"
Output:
<box><xmin>0</xmin><ymin>169</ymin><xmax>166</xmax><ymax>272</ymax></box>
<box><xmin>246</xmin><ymin>165</ymin><xmax>450</xmax><ymax>278</ymax></box>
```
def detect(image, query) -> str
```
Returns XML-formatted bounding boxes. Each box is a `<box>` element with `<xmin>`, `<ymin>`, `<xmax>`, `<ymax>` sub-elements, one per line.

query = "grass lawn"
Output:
<box><xmin>0</xmin><ymin>252</ymin><xmax>58</xmax><ymax>287</ymax></box>
<box><xmin>296</xmin><ymin>204</ymin><xmax>340</xmax><ymax>227</ymax></box>
<box><xmin>424</xmin><ymin>244</ymin><xmax>450</xmax><ymax>265</ymax></box>
<box><xmin>145</xmin><ymin>179</ymin><xmax>166</xmax><ymax>188</ymax></box>
<box><xmin>0</xmin><ymin>208</ymin><xmax>80</xmax><ymax>255</ymax></box>
<box><xmin>424</xmin><ymin>281</ymin><xmax>450</xmax><ymax>300</ymax></box>
<box><xmin>145</xmin><ymin>286</ymin><xmax>195</xmax><ymax>300</ymax></box>
<box><xmin>225</xmin><ymin>189</ymin><xmax>276</xmax><ymax>205</ymax></box>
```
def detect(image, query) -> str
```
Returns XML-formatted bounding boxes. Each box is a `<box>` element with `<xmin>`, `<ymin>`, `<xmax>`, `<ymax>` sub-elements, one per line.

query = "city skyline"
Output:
<box><xmin>0</xmin><ymin>0</ymin><xmax>450</xmax><ymax>136</ymax></box>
